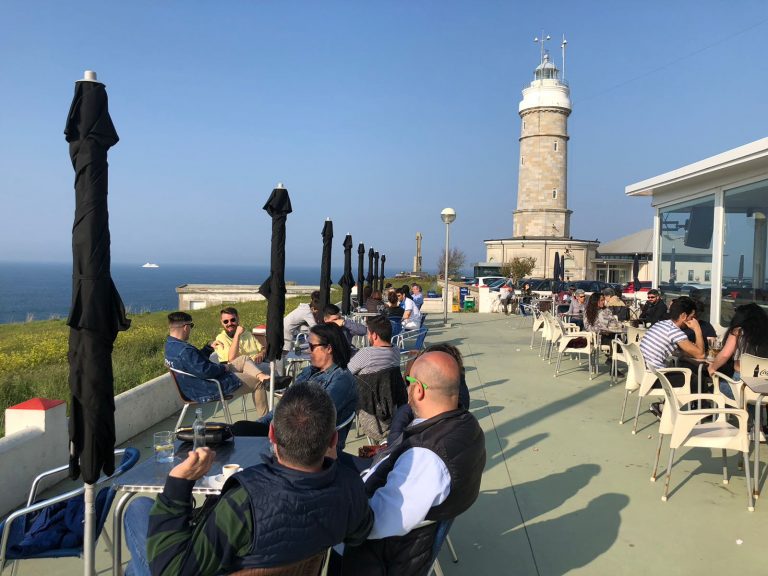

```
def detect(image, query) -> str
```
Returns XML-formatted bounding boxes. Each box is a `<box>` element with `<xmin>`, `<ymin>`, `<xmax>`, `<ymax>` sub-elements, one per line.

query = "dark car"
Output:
<box><xmin>570</xmin><ymin>280</ymin><xmax>611</xmax><ymax>295</ymax></box>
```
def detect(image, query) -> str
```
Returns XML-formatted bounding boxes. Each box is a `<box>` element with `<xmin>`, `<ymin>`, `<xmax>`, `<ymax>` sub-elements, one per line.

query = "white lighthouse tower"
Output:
<box><xmin>483</xmin><ymin>35</ymin><xmax>599</xmax><ymax>281</ymax></box>
<box><xmin>514</xmin><ymin>42</ymin><xmax>572</xmax><ymax>238</ymax></box>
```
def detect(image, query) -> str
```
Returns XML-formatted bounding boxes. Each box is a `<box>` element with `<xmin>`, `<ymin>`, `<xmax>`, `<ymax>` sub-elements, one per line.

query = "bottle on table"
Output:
<box><xmin>192</xmin><ymin>407</ymin><xmax>206</xmax><ymax>450</ymax></box>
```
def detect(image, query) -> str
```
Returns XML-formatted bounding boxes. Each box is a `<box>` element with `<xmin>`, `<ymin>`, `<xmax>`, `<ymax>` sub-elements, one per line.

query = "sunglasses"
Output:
<box><xmin>405</xmin><ymin>376</ymin><xmax>428</xmax><ymax>391</ymax></box>
<box><xmin>308</xmin><ymin>342</ymin><xmax>327</xmax><ymax>351</ymax></box>
<box><xmin>184</xmin><ymin>322</ymin><xmax>195</xmax><ymax>329</ymax></box>
<box><xmin>222</xmin><ymin>318</ymin><xmax>238</xmax><ymax>325</ymax></box>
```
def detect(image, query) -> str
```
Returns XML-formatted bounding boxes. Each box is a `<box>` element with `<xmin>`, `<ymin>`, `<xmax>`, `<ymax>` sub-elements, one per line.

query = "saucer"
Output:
<box><xmin>203</xmin><ymin>474</ymin><xmax>226</xmax><ymax>489</ymax></box>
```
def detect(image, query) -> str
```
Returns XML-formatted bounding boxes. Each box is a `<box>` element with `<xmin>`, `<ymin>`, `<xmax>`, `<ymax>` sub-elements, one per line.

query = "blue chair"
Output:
<box><xmin>0</xmin><ymin>448</ymin><xmax>140</xmax><ymax>574</ymax></box>
<box><xmin>426</xmin><ymin>519</ymin><xmax>459</xmax><ymax>576</ymax></box>
<box><xmin>389</xmin><ymin>317</ymin><xmax>403</xmax><ymax>337</ymax></box>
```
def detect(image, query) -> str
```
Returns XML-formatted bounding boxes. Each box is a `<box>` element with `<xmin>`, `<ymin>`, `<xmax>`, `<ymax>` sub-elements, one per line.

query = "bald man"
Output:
<box><xmin>339</xmin><ymin>351</ymin><xmax>486</xmax><ymax>576</ymax></box>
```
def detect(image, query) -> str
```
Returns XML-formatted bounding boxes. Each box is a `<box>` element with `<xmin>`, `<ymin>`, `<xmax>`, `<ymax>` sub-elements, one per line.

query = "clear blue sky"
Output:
<box><xmin>1</xmin><ymin>1</ymin><xmax>767</xmax><ymax>273</ymax></box>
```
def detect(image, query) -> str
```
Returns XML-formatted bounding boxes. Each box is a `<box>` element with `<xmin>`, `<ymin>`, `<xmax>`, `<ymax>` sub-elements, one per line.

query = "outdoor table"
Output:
<box><xmin>741</xmin><ymin>377</ymin><xmax>768</xmax><ymax>500</ymax></box>
<box><xmin>111</xmin><ymin>437</ymin><xmax>270</xmax><ymax>575</ymax></box>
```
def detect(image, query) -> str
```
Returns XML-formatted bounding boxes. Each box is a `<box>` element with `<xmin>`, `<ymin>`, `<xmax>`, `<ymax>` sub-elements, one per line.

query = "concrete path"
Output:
<box><xmin>11</xmin><ymin>312</ymin><xmax>768</xmax><ymax>575</ymax></box>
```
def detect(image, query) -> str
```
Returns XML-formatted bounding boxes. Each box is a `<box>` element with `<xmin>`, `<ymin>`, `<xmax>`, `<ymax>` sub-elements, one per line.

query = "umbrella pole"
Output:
<box><xmin>268</xmin><ymin>360</ymin><xmax>275</xmax><ymax>411</ymax></box>
<box><xmin>83</xmin><ymin>482</ymin><xmax>95</xmax><ymax>576</ymax></box>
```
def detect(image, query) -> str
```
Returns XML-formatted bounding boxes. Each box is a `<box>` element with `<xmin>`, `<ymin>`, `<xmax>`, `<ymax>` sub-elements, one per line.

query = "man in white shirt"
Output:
<box><xmin>339</xmin><ymin>351</ymin><xmax>485</xmax><ymax>575</ymax></box>
<box><xmin>411</xmin><ymin>284</ymin><xmax>424</xmax><ymax>309</ymax></box>
<box><xmin>397</xmin><ymin>288</ymin><xmax>422</xmax><ymax>330</ymax></box>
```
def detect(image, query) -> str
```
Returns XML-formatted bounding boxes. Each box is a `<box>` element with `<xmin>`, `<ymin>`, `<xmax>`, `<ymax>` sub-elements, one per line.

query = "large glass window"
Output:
<box><xmin>721</xmin><ymin>179</ymin><xmax>768</xmax><ymax>325</ymax></box>
<box><xmin>659</xmin><ymin>195</ymin><xmax>715</xmax><ymax>316</ymax></box>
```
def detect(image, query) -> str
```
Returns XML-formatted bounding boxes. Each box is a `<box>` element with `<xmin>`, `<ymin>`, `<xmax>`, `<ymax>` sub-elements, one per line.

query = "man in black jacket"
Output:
<box><xmin>639</xmin><ymin>289</ymin><xmax>667</xmax><ymax>326</ymax></box>
<box><xmin>338</xmin><ymin>351</ymin><xmax>486</xmax><ymax>576</ymax></box>
<box><xmin>124</xmin><ymin>384</ymin><xmax>373</xmax><ymax>576</ymax></box>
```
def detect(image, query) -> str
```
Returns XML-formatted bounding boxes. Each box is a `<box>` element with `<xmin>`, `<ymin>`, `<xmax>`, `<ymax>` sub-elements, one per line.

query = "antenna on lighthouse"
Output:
<box><xmin>533</xmin><ymin>32</ymin><xmax>551</xmax><ymax>65</ymax></box>
<box><xmin>561</xmin><ymin>35</ymin><xmax>568</xmax><ymax>81</ymax></box>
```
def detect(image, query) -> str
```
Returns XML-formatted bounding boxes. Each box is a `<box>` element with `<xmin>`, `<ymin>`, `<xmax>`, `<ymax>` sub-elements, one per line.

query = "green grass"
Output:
<box><xmin>0</xmin><ymin>294</ymin><xmax>331</xmax><ymax>435</ymax></box>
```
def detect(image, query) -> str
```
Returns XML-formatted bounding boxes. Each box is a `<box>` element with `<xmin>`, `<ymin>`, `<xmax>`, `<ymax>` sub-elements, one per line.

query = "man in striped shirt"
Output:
<box><xmin>639</xmin><ymin>297</ymin><xmax>705</xmax><ymax>416</ymax></box>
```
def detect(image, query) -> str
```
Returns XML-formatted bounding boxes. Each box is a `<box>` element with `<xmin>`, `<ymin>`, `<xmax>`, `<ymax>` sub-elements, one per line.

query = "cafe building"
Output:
<box><xmin>626</xmin><ymin>137</ymin><xmax>768</xmax><ymax>329</ymax></box>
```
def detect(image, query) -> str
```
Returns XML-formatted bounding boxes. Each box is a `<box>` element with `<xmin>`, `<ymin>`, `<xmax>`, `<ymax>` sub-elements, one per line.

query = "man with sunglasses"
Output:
<box><xmin>338</xmin><ymin>351</ymin><xmax>485</xmax><ymax>576</ymax></box>
<box><xmin>213</xmin><ymin>307</ymin><xmax>291</xmax><ymax>418</ymax></box>
<box><xmin>164</xmin><ymin>311</ymin><xmax>262</xmax><ymax>408</ymax></box>
<box><xmin>639</xmin><ymin>289</ymin><xmax>667</xmax><ymax>326</ymax></box>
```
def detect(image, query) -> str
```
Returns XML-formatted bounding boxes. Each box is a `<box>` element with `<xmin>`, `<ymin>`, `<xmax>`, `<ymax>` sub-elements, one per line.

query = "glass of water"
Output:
<box><xmin>154</xmin><ymin>431</ymin><xmax>175</xmax><ymax>463</ymax></box>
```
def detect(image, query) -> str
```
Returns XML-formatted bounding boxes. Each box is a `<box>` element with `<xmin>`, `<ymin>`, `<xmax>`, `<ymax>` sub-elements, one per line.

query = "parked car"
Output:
<box><xmin>623</xmin><ymin>281</ymin><xmax>653</xmax><ymax>294</ymax></box>
<box><xmin>472</xmin><ymin>276</ymin><xmax>505</xmax><ymax>288</ymax></box>
<box><xmin>570</xmin><ymin>280</ymin><xmax>611</xmax><ymax>295</ymax></box>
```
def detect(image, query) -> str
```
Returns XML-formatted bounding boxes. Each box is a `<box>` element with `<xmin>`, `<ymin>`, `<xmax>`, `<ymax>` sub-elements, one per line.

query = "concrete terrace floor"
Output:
<box><xmin>12</xmin><ymin>312</ymin><xmax>768</xmax><ymax>575</ymax></box>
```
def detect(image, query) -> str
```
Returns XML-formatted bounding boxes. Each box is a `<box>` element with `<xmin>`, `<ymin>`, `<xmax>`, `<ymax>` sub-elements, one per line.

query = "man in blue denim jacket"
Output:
<box><xmin>164</xmin><ymin>312</ymin><xmax>260</xmax><ymax>403</ymax></box>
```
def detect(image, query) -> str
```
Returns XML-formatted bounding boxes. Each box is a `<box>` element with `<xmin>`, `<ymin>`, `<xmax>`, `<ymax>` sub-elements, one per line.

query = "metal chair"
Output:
<box><xmin>168</xmin><ymin>367</ymin><xmax>242</xmax><ymax>431</ymax></box>
<box><xmin>0</xmin><ymin>448</ymin><xmax>140</xmax><ymax>575</ymax></box>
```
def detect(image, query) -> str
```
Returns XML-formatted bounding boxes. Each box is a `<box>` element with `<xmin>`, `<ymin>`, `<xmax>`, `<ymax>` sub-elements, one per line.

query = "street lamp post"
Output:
<box><xmin>441</xmin><ymin>208</ymin><xmax>456</xmax><ymax>325</ymax></box>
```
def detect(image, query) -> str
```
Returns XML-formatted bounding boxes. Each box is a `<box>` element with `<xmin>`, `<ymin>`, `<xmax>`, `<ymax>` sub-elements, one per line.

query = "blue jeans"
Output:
<box><xmin>124</xmin><ymin>497</ymin><xmax>154</xmax><ymax>576</ymax></box>
<box><xmin>719</xmin><ymin>371</ymin><xmax>740</xmax><ymax>400</ymax></box>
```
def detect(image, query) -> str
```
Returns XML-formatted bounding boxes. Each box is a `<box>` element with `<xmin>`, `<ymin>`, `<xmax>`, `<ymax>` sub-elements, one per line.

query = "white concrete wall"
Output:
<box><xmin>0</xmin><ymin>374</ymin><xmax>182</xmax><ymax>517</ymax></box>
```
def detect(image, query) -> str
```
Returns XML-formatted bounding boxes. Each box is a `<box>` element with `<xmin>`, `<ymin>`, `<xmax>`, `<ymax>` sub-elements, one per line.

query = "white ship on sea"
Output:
<box><xmin>141</xmin><ymin>262</ymin><xmax>159</xmax><ymax>268</ymax></box>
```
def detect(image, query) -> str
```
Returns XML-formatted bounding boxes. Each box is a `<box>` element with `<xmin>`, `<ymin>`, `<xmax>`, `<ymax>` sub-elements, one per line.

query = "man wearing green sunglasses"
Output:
<box><xmin>339</xmin><ymin>351</ymin><xmax>486</xmax><ymax>575</ymax></box>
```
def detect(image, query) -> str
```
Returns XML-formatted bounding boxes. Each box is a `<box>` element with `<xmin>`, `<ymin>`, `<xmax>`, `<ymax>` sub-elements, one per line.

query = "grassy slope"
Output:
<box><xmin>0</xmin><ymin>296</ymin><xmax>317</xmax><ymax>434</ymax></box>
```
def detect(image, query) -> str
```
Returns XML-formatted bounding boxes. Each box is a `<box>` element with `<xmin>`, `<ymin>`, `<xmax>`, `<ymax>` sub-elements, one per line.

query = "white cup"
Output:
<box><xmin>222</xmin><ymin>463</ymin><xmax>242</xmax><ymax>480</ymax></box>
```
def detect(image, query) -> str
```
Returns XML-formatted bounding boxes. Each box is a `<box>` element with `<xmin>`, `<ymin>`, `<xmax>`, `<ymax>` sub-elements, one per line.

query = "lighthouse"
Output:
<box><xmin>514</xmin><ymin>48</ymin><xmax>572</xmax><ymax>238</ymax></box>
<box><xmin>483</xmin><ymin>35</ymin><xmax>599</xmax><ymax>281</ymax></box>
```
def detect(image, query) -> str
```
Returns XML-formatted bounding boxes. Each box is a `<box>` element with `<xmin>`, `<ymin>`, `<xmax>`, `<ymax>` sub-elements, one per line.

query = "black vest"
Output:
<box><xmin>344</xmin><ymin>409</ymin><xmax>485</xmax><ymax>576</ymax></box>
<box><xmin>226</xmin><ymin>456</ymin><xmax>370</xmax><ymax>570</ymax></box>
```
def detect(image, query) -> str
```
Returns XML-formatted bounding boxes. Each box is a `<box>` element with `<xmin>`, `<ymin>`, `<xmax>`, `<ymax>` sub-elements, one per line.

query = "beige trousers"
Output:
<box><xmin>228</xmin><ymin>355</ymin><xmax>268</xmax><ymax>418</ymax></box>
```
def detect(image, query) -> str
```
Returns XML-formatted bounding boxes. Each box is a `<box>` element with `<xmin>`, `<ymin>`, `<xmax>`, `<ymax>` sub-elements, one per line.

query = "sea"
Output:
<box><xmin>0</xmin><ymin>262</ymin><xmax>348</xmax><ymax>325</ymax></box>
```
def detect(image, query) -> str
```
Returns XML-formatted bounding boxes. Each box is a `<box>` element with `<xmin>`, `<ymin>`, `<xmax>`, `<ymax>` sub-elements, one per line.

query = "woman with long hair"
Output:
<box><xmin>708</xmin><ymin>303</ymin><xmax>768</xmax><ymax>385</ymax></box>
<box><xmin>584</xmin><ymin>292</ymin><xmax>620</xmax><ymax>370</ymax></box>
<box><xmin>294</xmin><ymin>323</ymin><xmax>357</xmax><ymax>446</ymax></box>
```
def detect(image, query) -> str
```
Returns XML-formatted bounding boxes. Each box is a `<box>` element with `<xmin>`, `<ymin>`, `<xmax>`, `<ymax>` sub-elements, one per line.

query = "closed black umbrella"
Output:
<box><xmin>338</xmin><ymin>234</ymin><xmax>355</xmax><ymax>315</ymax></box>
<box><xmin>357</xmin><ymin>242</ymin><xmax>365</xmax><ymax>310</ymax></box>
<box><xmin>318</xmin><ymin>219</ymin><xmax>333</xmax><ymax>313</ymax></box>
<box><xmin>632</xmin><ymin>253</ymin><xmax>641</xmax><ymax>292</ymax></box>
<box><xmin>379</xmin><ymin>254</ymin><xmax>386</xmax><ymax>293</ymax></box>
<box><xmin>258</xmin><ymin>185</ymin><xmax>292</xmax><ymax>363</ymax></box>
<box><xmin>669</xmin><ymin>247</ymin><xmax>677</xmax><ymax>284</ymax></box>
<box><xmin>552</xmin><ymin>251</ymin><xmax>561</xmax><ymax>292</ymax></box>
<box><xmin>367</xmin><ymin>248</ymin><xmax>375</xmax><ymax>287</ymax></box>
<box><xmin>65</xmin><ymin>73</ymin><xmax>130</xmax><ymax>485</ymax></box>
<box><xmin>560</xmin><ymin>254</ymin><xmax>565</xmax><ymax>283</ymax></box>
<box><xmin>373</xmin><ymin>251</ymin><xmax>380</xmax><ymax>292</ymax></box>
<box><xmin>65</xmin><ymin>71</ymin><xmax>130</xmax><ymax>575</ymax></box>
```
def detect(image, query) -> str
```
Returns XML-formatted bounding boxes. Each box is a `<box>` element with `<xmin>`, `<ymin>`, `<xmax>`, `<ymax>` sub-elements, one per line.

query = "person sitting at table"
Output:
<box><xmin>333</xmin><ymin>351</ymin><xmax>485</xmax><ymax>576</ymax></box>
<box><xmin>123</xmin><ymin>384</ymin><xmax>374</xmax><ymax>576</ymax></box>
<box><xmin>411</xmin><ymin>283</ymin><xmax>425</xmax><ymax>309</ymax></box>
<box><xmin>347</xmin><ymin>315</ymin><xmax>400</xmax><ymax>377</ymax></box>
<box><xmin>639</xmin><ymin>289</ymin><xmax>667</xmax><ymax>326</ymax></box>
<box><xmin>708</xmin><ymin>302</ymin><xmax>768</xmax><ymax>397</ymax></box>
<box><xmin>583</xmin><ymin>292</ymin><xmax>621</xmax><ymax>372</ymax></box>
<box><xmin>324</xmin><ymin>303</ymin><xmax>367</xmax><ymax>354</ymax></box>
<box><xmin>565</xmin><ymin>288</ymin><xmax>587</xmax><ymax>328</ymax></box>
<box><xmin>362</xmin><ymin>286</ymin><xmax>385</xmax><ymax>314</ymax></box>
<box><xmin>164</xmin><ymin>312</ymin><xmax>264</xmax><ymax>409</ymax></box>
<box><xmin>519</xmin><ymin>282</ymin><xmax>533</xmax><ymax>315</ymax></box>
<box><xmin>499</xmin><ymin>282</ymin><xmax>515</xmax><ymax>315</ymax></box>
<box><xmin>603</xmin><ymin>287</ymin><xmax>629</xmax><ymax>321</ymax></box>
<box><xmin>397</xmin><ymin>287</ymin><xmax>422</xmax><ymax>330</ymax></box>
<box><xmin>639</xmin><ymin>296</ymin><xmax>705</xmax><ymax>417</ymax></box>
<box><xmin>385</xmin><ymin>290</ymin><xmax>404</xmax><ymax>319</ymax></box>
<box><xmin>680</xmin><ymin>299</ymin><xmax>717</xmax><ymax>353</ymax></box>
<box><xmin>211</xmin><ymin>307</ymin><xmax>291</xmax><ymax>417</ymax></box>
<box><xmin>236</xmin><ymin>323</ymin><xmax>359</xmax><ymax>447</ymax></box>
<box><xmin>282</xmin><ymin>290</ymin><xmax>320</xmax><ymax>357</ymax></box>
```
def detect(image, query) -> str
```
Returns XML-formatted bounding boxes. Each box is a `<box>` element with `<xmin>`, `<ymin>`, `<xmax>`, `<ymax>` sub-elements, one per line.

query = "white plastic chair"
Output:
<box><xmin>530</xmin><ymin>308</ymin><xmax>546</xmax><ymax>350</ymax></box>
<box><xmin>624</xmin><ymin>344</ymin><xmax>692</xmax><ymax>434</ymax></box>
<box><xmin>650</xmin><ymin>369</ymin><xmax>754</xmax><ymax>511</ymax></box>
<box><xmin>554</xmin><ymin>319</ymin><xmax>598</xmax><ymax>379</ymax></box>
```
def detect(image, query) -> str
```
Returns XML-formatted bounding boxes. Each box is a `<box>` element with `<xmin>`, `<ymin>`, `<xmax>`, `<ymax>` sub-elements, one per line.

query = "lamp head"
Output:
<box><xmin>441</xmin><ymin>207</ymin><xmax>456</xmax><ymax>224</ymax></box>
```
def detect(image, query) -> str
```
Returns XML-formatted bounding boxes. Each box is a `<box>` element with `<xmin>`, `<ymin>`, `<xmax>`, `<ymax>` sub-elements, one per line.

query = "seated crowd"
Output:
<box><xmin>127</xmin><ymin>296</ymin><xmax>484</xmax><ymax>576</ymax></box>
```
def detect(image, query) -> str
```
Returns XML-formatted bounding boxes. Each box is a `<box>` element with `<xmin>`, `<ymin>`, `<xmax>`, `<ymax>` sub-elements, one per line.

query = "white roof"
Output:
<box><xmin>626</xmin><ymin>137</ymin><xmax>768</xmax><ymax>197</ymax></box>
